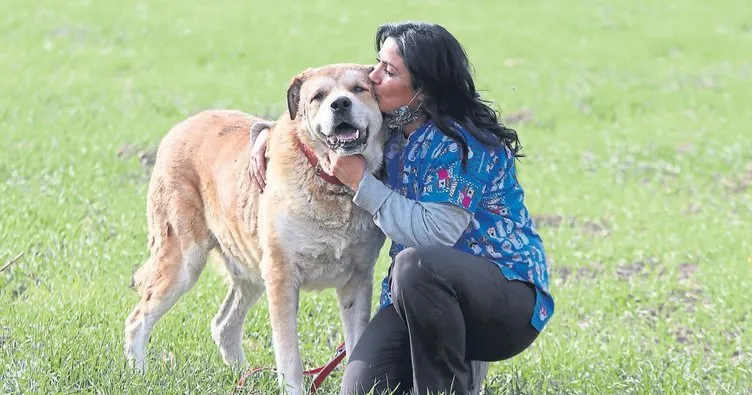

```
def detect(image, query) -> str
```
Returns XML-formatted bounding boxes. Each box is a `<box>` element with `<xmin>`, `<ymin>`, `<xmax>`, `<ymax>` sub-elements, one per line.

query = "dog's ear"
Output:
<box><xmin>286</xmin><ymin>72</ymin><xmax>307</xmax><ymax>120</ymax></box>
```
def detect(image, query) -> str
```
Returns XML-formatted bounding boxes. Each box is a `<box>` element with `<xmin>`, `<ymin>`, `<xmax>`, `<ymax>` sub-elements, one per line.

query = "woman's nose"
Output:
<box><xmin>368</xmin><ymin>67</ymin><xmax>380</xmax><ymax>84</ymax></box>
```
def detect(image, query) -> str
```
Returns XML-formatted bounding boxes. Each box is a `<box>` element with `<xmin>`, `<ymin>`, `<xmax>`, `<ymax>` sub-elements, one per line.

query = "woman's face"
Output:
<box><xmin>369</xmin><ymin>37</ymin><xmax>423</xmax><ymax>113</ymax></box>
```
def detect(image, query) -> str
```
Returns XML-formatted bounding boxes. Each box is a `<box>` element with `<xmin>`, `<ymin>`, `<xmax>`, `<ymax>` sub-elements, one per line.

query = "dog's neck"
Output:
<box><xmin>293</xmin><ymin>135</ymin><xmax>345</xmax><ymax>186</ymax></box>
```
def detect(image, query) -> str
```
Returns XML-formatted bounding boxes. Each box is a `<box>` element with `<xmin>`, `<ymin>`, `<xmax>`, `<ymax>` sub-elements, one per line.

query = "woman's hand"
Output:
<box><xmin>249</xmin><ymin>127</ymin><xmax>270</xmax><ymax>191</ymax></box>
<box><xmin>326</xmin><ymin>151</ymin><xmax>367</xmax><ymax>192</ymax></box>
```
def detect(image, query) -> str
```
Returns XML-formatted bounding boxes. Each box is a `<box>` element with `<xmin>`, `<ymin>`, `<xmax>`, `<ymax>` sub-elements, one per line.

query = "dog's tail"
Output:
<box><xmin>129</xmin><ymin>229</ymin><xmax>162</xmax><ymax>294</ymax></box>
<box><xmin>130</xmin><ymin>261</ymin><xmax>148</xmax><ymax>294</ymax></box>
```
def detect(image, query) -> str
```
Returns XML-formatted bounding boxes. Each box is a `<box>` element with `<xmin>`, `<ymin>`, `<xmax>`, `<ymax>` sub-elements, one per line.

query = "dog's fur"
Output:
<box><xmin>124</xmin><ymin>64</ymin><xmax>386</xmax><ymax>394</ymax></box>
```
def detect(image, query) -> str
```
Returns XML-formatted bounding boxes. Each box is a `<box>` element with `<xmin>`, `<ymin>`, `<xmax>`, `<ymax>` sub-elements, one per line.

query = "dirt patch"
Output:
<box><xmin>607</xmin><ymin>151</ymin><xmax>682</xmax><ymax>187</ymax></box>
<box><xmin>48</xmin><ymin>26</ymin><xmax>89</xmax><ymax>43</ymax></box>
<box><xmin>730</xmin><ymin>349</ymin><xmax>743</xmax><ymax>366</ymax></box>
<box><xmin>668</xmin><ymin>286</ymin><xmax>705</xmax><ymax>313</ymax></box>
<box><xmin>117</xmin><ymin>144</ymin><xmax>158</xmax><ymax>171</ymax></box>
<box><xmin>670</xmin><ymin>326</ymin><xmax>695</xmax><ymax>344</ymax></box>
<box><xmin>533</xmin><ymin>215</ymin><xmax>611</xmax><ymax>237</ymax></box>
<box><xmin>720</xmin><ymin>162</ymin><xmax>752</xmax><ymax>193</ymax></box>
<box><xmin>533</xmin><ymin>215</ymin><xmax>568</xmax><ymax>229</ymax></box>
<box><xmin>556</xmin><ymin>257</ymin><xmax>697</xmax><ymax>285</ymax></box>
<box><xmin>678</xmin><ymin>262</ymin><xmax>699</xmax><ymax>281</ymax></box>
<box><xmin>692</xmin><ymin>75</ymin><xmax>718</xmax><ymax>90</ymax></box>
<box><xmin>553</xmin><ymin>262</ymin><xmax>605</xmax><ymax>285</ymax></box>
<box><xmin>675</xmin><ymin>142</ymin><xmax>696</xmax><ymax>155</ymax></box>
<box><xmin>11</xmin><ymin>284</ymin><xmax>27</xmax><ymax>299</ymax></box>
<box><xmin>0</xmin><ymin>327</ymin><xmax>8</xmax><ymax>348</ymax></box>
<box><xmin>580</xmin><ymin>220</ymin><xmax>609</xmax><ymax>236</ymax></box>
<box><xmin>503</xmin><ymin>58</ymin><xmax>524</xmax><ymax>68</ymax></box>
<box><xmin>503</xmin><ymin>109</ymin><xmax>534</xmax><ymax>126</ymax></box>
<box><xmin>681</xmin><ymin>202</ymin><xmax>703</xmax><ymax>215</ymax></box>
<box><xmin>615</xmin><ymin>260</ymin><xmax>649</xmax><ymax>280</ymax></box>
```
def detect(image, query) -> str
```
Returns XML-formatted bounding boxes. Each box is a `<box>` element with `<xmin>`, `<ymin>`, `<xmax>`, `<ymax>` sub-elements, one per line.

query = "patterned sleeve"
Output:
<box><xmin>419</xmin><ymin>137</ymin><xmax>489</xmax><ymax>214</ymax></box>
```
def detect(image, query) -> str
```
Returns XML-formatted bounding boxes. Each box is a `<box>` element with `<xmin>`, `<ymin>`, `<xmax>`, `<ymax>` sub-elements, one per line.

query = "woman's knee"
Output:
<box><xmin>392</xmin><ymin>246</ymin><xmax>455</xmax><ymax>286</ymax></box>
<box><xmin>340</xmin><ymin>360</ymin><xmax>375</xmax><ymax>395</ymax></box>
<box><xmin>341</xmin><ymin>306</ymin><xmax>411</xmax><ymax>394</ymax></box>
<box><xmin>391</xmin><ymin>247</ymin><xmax>432</xmax><ymax>289</ymax></box>
<box><xmin>341</xmin><ymin>360</ymin><xmax>405</xmax><ymax>395</ymax></box>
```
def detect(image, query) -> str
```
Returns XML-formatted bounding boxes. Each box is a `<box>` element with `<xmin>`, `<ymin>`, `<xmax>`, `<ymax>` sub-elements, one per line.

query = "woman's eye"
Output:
<box><xmin>385</xmin><ymin>69</ymin><xmax>395</xmax><ymax>77</ymax></box>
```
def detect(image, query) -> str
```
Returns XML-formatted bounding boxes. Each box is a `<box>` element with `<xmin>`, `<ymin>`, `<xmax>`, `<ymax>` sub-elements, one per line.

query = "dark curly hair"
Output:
<box><xmin>376</xmin><ymin>21</ymin><xmax>523</xmax><ymax>161</ymax></box>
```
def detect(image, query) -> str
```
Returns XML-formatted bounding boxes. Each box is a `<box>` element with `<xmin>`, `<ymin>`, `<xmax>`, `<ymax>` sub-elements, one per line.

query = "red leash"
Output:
<box><xmin>233</xmin><ymin>342</ymin><xmax>346</xmax><ymax>394</ymax></box>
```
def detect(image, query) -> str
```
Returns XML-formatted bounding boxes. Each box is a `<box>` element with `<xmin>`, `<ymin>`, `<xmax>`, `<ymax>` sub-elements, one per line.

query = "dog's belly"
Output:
<box><xmin>205</xmin><ymin>216</ymin><xmax>264</xmax><ymax>279</ymax></box>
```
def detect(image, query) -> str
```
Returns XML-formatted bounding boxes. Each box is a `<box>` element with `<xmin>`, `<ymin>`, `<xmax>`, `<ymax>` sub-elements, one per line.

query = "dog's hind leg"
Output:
<box><xmin>124</xmin><ymin>221</ymin><xmax>212</xmax><ymax>373</ymax></box>
<box><xmin>211</xmin><ymin>254</ymin><xmax>265</xmax><ymax>368</ymax></box>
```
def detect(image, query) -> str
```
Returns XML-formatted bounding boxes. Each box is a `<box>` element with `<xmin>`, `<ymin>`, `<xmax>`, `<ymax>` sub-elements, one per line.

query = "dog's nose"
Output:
<box><xmin>330</xmin><ymin>97</ymin><xmax>351</xmax><ymax>112</ymax></box>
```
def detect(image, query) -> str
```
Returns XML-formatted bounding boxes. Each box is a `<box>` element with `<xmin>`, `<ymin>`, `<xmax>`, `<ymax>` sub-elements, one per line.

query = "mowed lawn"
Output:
<box><xmin>1</xmin><ymin>0</ymin><xmax>750</xmax><ymax>393</ymax></box>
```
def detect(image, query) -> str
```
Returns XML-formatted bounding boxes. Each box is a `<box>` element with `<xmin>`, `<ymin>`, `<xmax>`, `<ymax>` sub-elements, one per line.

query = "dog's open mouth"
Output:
<box><xmin>326</xmin><ymin>122</ymin><xmax>368</xmax><ymax>151</ymax></box>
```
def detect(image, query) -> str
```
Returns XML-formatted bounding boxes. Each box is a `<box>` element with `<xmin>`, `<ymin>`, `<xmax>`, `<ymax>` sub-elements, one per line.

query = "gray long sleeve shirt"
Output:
<box><xmin>353</xmin><ymin>171</ymin><xmax>472</xmax><ymax>247</ymax></box>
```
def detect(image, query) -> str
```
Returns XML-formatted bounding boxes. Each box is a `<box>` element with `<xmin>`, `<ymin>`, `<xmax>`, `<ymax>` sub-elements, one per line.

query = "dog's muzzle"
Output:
<box><xmin>326</xmin><ymin>121</ymin><xmax>368</xmax><ymax>150</ymax></box>
<box><xmin>324</xmin><ymin>97</ymin><xmax>368</xmax><ymax>154</ymax></box>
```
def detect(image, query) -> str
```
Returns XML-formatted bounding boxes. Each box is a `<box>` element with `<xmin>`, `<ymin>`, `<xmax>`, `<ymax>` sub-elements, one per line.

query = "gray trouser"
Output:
<box><xmin>341</xmin><ymin>245</ymin><xmax>539</xmax><ymax>395</ymax></box>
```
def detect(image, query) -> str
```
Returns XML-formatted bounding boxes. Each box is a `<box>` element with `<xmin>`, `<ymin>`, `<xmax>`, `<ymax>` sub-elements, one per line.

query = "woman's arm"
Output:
<box><xmin>354</xmin><ymin>172</ymin><xmax>472</xmax><ymax>247</ymax></box>
<box><xmin>249</xmin><ymin>124</ymin><xmax>272</xmax><ymax>191</ymax></box>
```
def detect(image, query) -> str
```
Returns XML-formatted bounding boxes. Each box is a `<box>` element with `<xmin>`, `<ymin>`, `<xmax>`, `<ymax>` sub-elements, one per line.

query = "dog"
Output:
<box><xmin>124</xmin><ymin>63</ymin><xmax>387</xmax><ymax>394</ymax></box>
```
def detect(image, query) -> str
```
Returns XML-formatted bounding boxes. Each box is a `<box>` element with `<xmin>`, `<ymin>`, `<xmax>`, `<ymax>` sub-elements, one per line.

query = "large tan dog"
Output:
<box><xmin>124</xmin><ymin>64</ymin><xmax>387</xmax><ymax>394</ymax></box>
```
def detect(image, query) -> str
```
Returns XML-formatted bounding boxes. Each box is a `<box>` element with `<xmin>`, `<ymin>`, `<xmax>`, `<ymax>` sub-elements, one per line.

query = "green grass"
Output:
<box><xmin>2</xmin><ymin>0</ymin><xmax>751</xmax><ymax>393</ymax></box>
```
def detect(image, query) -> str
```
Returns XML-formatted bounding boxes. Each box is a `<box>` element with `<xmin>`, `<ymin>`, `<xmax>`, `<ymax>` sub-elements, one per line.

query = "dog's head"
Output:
<box><xmin>286</xmin><ymin>64</ymin><xmax>385</xmax><ymax>164</ymax></box>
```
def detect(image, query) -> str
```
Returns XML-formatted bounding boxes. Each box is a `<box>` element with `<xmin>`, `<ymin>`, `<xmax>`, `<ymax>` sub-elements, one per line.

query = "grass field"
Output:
<box><xmin>2</xmin><ymin>0</ymin><xmax>751</xmax><ymax>393</ymax></box>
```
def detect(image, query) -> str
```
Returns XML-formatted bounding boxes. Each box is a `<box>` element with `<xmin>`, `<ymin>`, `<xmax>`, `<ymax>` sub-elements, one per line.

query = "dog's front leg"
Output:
<box><xmin>264</xmin><ymin>269</ymin><xmax>303</xmax><ymax>395</ymax></box>
<box><xmin>336</xmin><ymin>267</ymin><xmax>374</xmax><ymax>357</ymax></box>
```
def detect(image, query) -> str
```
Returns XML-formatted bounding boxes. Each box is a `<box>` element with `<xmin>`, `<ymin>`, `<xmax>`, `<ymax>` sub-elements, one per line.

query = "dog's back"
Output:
<box><xmin>125</xmin><ymin>109</ymin><xmax>270</xmax><ymax>372</ymax></box>
<box><xmin>130</xmin><ymin>110</ymin><xmax>262</xmax><ymax>294</ymax></box>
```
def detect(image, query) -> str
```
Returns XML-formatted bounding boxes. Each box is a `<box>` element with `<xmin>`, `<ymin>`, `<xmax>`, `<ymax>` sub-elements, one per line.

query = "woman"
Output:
<box><xmin>251</xmin><ymin>21</ymin><xmax>554</xmax><ymax>395</ymax></box>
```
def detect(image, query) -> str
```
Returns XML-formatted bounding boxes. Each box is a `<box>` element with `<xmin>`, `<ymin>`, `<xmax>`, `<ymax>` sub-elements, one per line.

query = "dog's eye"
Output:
<box><xmin>352</xmin><ymin>86</ymin><xmax>368</xmax><ymax>93</ymax></box>
<box><xmin>311</xmin><ymin>92</ymin><xmax>324</xmax><ymax>102</ymax></box>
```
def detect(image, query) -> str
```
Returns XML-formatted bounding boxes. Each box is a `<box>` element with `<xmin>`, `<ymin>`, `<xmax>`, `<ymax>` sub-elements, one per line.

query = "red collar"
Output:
<box><xmin>294</xmin><ymin>135</ymin><xmax>345</xmax><ymax>186</ymax></box>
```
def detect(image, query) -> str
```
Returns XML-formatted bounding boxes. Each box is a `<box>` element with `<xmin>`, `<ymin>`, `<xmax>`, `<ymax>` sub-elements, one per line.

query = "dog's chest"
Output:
<box><xmin>273</xmin><ymin>206</ymin><xmax>379</xmax><ymax>288</ymax></box>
